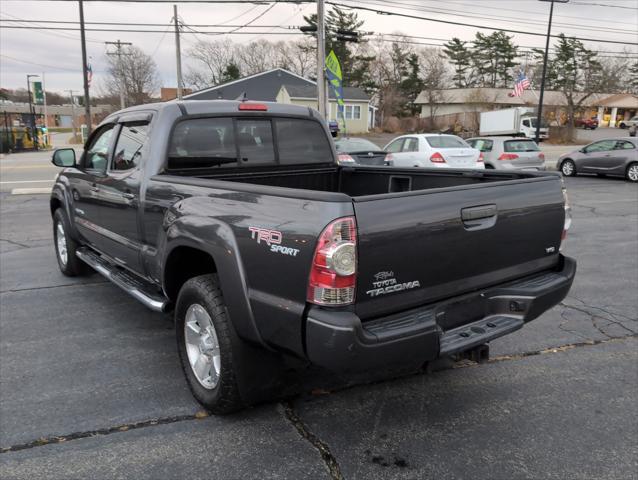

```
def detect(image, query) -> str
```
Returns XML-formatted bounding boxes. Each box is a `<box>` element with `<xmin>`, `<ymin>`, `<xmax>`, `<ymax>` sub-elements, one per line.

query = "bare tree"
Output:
<box><xmin>184</xmin><ymin>39</ymin><xmax>238</xmax><ymax>89</ymax></box>
<box><xmin>104</xmin><ymin>45</ymin><xmax>159</xmax><ymax>106</ymax></box>
<box><xmin>418</xmin><ymin>48</ymin><xmax>449</xmax><ymax>129</ymax></box>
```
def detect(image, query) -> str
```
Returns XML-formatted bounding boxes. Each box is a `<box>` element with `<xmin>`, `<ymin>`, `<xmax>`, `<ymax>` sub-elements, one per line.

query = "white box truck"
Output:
<box><xmin>479</xmin><ymin>107</ymin><xmax>548</xmax><ymax>140</ymax></box>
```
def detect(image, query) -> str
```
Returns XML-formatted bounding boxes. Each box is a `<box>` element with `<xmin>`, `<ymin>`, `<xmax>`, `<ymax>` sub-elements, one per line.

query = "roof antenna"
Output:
<box><xmin>236</xmin><ymin>92</ymin><xmax>247</xmax><ymax>102</ymax></box>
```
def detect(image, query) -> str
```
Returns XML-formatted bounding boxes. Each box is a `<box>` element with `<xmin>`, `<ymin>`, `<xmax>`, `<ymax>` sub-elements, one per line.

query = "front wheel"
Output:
<box><xmin>561</xmin><ymin>159</ymin><xmax>577</xmax><ymax>177</ymax></box>
<box><xmin>53</xmin><ymin>209</ymin><xmax>89</xmax><ymax>277</ymax></box>
<box><xmin>619</xmin><ymin>123</ymin><xmax>627</xmax><ymax>129</ymax></box>
<box><xmin>626</xmin><ymin>163</ymin><xmax>638</xmax><ymax>183</ymax></box>
<box><xmin>175</xmin><ymin>274</ymin><xmax>243</xmax><ymax>414</ymax></box>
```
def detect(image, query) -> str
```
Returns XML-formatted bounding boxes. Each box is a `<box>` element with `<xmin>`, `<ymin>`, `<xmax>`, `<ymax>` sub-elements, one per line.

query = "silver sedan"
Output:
<box><xmin>557</xmin><ymin>138</ymin><xmax>638</xmax><ymax>183</ymax></box>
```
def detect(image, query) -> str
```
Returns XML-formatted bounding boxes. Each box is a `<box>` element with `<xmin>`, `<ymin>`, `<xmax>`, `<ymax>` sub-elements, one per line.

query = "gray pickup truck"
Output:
<box><xmin>50</xmin><ymin>100</ymin><xmax>576</xmax><ymax>413</ymax></box>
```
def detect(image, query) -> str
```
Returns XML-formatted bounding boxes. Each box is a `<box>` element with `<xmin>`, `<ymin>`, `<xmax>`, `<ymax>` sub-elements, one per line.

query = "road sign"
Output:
<box><xmin>32</xmin><ymin>81</ymin><xmax>44</xmax><ymax>105</ymax></box>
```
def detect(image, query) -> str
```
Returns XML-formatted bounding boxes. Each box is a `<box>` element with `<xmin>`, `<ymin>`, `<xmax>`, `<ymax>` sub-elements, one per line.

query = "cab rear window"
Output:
<box><xmin>167</xmin><ymin>116</ymin><xmax>332</xmax><ymax>170</ymax></box>
<box><xmin>504</xmin><ymin>140</ymin><xmax>540</xmax><ymax>152</ymax></box>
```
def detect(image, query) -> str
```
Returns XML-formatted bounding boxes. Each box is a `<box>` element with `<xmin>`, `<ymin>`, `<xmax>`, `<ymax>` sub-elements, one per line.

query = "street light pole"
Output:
<box><xmin>316</xmin><ymin>0</ymin><xmax>327</xmax><ymax>120</ymax></box>
<box><xmin>536</xmin><ymin>0</ymin><xmax>569</xmax><ymax>143</ymax></box>
<box><xmin>26</xmin><ymin>74</ymin><xmax>39</xmax><ymax>151</ymax></box>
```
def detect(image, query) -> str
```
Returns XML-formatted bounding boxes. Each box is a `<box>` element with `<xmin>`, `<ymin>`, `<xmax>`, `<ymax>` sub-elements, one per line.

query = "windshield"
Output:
<box><xmin>426</xmin><ymin>135</ymin><xmax>469</xmax><ymax>149</ymax></box>
<box><xmin>530</xmin><ymin>118</ymin><xmax>549</xmax><ymax>128</ymax></box>
<box><xmin>335</xmin><ymin>138</ymin><xmax>381</xmax><ymax>152</ymax></box>
<box><xmin>504</xmin><ymin>139</ymin><xmax>540</xmax><ymax>152</ymax></box>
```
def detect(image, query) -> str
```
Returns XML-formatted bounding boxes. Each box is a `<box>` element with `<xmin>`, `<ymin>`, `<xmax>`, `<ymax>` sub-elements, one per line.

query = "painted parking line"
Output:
<box><xmin>11</xmin><ymin>187</ymin><xmax>53</xmax><ymax>195</ymax></box>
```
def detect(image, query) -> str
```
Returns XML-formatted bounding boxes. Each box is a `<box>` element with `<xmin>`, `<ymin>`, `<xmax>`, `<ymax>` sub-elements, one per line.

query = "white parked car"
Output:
<box><xmin>384</xmin><ymin>134</ymin><xmax>484</xmax><ymax>169</ymax></box>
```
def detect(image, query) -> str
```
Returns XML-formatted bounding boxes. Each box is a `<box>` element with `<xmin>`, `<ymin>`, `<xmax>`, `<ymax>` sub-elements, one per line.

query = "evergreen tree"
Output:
<box><xmin>400</xmin><ymin>53</ymin><xmax>425</xmax><ymax>116</ymax></box>
<box><xmin>472</xmin><ymin>32</ymin><xmax>518</xmax><ymax>88</ymax></box>
<box><xmin>220</xmin><ymin>63</ymin><xmax>241</xmax><ymax>83</ymax></box>
<box><xmin>534</xmin><ymin>34</ymin><xmax>602</xmax><ymax>134</ymax></box>
<box><xmin>303</xmin><ymin>6</ymin><xmax>374</xmax><ymax>89</ymax></box>
<box><xmin>442</xmin><ymin>38</ymin><xmax>471</xmax><ymax>88</ymax></box>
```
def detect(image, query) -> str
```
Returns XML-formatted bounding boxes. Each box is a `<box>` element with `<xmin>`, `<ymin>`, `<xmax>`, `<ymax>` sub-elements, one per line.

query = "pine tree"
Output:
<box><xmin>220</xmin><ymin>63</ymin><xmax>241</xmax><ymax>83</ymax></box>
<box><xmin>442</xmin><ymin>38</ymin><xmax>471</xmax><ymax>88</ymax></box>
<box><xmin>471</xmin><ymin>32</ymin><xmax>518</xmax><ymax>88</ymax></box>
<box><xmin>400</xmin><ymin>53</ymin><xmax>425</xmax><ymax>116</ymax></box>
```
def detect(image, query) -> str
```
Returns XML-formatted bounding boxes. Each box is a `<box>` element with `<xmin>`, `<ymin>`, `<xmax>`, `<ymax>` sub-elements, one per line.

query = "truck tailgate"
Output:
<box><xmin>352</xmin><ymin>176</ymin><xmax>565</xmax><ymax>320</ymax></box>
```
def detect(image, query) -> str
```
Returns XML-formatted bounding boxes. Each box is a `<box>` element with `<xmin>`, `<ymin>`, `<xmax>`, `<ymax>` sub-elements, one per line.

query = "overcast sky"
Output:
<box><xmin>1</xmin><ymin>0</ymin><xmax>637</xmax><ymax>94</ymax></box>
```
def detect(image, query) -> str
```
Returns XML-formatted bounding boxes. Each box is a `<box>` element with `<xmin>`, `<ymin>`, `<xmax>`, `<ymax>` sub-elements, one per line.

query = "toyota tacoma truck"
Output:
<box><xmin>49</xmin><ymin>100</ymin><xmax>576</xmax><ymax>413</ymax></box>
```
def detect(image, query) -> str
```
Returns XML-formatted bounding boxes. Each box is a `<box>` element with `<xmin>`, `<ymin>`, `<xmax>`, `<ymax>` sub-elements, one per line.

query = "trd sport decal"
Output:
<box><xmin>248</xmin><ymin>226</ymin><xmax>300</xmax><ymax>257</ymax></box>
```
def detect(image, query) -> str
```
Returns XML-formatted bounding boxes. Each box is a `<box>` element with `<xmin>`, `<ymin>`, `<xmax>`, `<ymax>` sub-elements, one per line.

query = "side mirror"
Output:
<box><xmin>52</xmin><ymin>148</ymin><xmax>76</xmax><ymax>167</ymax></box>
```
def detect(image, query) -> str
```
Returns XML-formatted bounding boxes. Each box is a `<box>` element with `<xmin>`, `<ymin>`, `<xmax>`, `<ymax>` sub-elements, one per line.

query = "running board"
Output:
<box><xmin>439</xmin><ymin>316</ymin><xmax>523</xmax><ymax>356</ymax></box>
<box><xmin>76</xmin><ymin>247</ymin><xmax>170</xmax><ymax>312</ymax></box>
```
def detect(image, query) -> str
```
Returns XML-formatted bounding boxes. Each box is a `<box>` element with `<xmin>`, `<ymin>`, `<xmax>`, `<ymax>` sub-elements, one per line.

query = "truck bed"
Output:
<box><xmin>163</xmin><ymin>164</ymin><xmax>538</xmax><ymax>198</ymax></box>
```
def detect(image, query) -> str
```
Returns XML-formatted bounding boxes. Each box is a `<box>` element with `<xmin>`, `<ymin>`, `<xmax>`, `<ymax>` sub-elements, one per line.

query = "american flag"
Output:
<box><xmin>510</xmin><ymin>72</ymin><xmax>530</xmax><ymax>97</ymax></box>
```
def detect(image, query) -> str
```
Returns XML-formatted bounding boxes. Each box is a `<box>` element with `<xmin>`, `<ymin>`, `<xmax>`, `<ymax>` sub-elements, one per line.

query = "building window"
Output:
<box><xmin>345</xmin><ymin>105</ymin><xmax>361</xmax><ymax>120</ymax></box>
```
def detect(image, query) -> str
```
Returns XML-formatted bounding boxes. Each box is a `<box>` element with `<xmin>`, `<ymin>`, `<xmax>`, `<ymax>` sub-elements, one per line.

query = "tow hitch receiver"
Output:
<box><xmin>456</xmin><ymin>343</ymin><xmax>490</xmax><ymax>364</ymax></box>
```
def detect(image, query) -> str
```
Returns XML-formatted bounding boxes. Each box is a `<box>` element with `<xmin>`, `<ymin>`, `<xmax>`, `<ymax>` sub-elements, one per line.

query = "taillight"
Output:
<box><xmin>498</xmin><ymin>153</ymin><xmax>519</xmax><ymax>160</ymax></box>
<box><xmin>560</xmin><ymin>178</ymin><xmax>572</xmax><ymax>248</ymax></box>
<box><xmin>308</xmin><ymin>217</ymin><xmax>357</xmax><ymax>306</ymax></box>
<box><xmin>430</xmin><ymin>152</ymin><xmax>446</xmax><ymax>163</ymax></box>
<box><xmin>385</xmin><ymin>153</ymin><xmax>394</xmax><ymax>166</ymax></box>
<box><xmin>337</xmin><ymin>153</ymin><xmax>355</xmax><ymax>165</ymax></box>
<box><xmin>539</xmin><ymin>153</ymin><xmax>545</xmax><ymax>161</ymax></box>
<box><xmin>478</xmin><ymin>152</ymin><xmax>484</xmax><ymax>162</ymax></box>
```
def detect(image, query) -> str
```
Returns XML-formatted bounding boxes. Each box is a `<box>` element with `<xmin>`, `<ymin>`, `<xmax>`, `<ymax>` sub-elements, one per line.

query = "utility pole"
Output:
<box><xmin>67</xmin><ymin>90</ymin><xmax>77</xmax><ymax>140</ymax></box>
<box><xmin>42</xmin><ymin>72</ymin><xmax>48</xmax><ymax>131</ymax></box>
<box><xmin>174</xmin><ymin>4</ymin><xmax>183</xmax><ymax>100</ymax></box>
<box><xmin>79</xmin><ymin>0</ymin><xmax>92</xmax><ymax>136</ymax></box>
<box><xmin>536</xmin><ymin>0</ymin><xmax>569</xmax><ymax>143</ymax></box>
<box><xmin>106</xmin><ymin>39</ymin><xmax>133</xmax><ymax>110</ymax></box>
<box><xmin>316</xmin><ymin>0</ymin><xmax>327</xmax><ymax>120</ymax></box>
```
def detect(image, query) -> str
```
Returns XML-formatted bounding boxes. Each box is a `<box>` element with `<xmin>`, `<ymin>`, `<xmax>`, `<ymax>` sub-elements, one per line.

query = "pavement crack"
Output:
<box><xmin>559</xmin><ymin>300</ymin><xmax>637</xmax><ymax>339</ymax></box>
<box><xmin>281</xmin><ymin>401</ymin><xmax>344</xmax><ymax>480</ymax></box>
<box><xmin>0</xmin><ymin>237</ymin><xmax>31</xmax><ymax>249</ymax></box>
<box><xmin>483</xmin><ymin>335</ymin><xmax>636</xmax><ymax>365</ymax></box>
<box><xmin>0</xmin><ymin>413</ymin><xmax>205</xmax><ymax>454</ymax></box>
<box><xmin>0</xmin><ymin>281</ymin><xmax>107</xmax><ymax>294</ymax></box>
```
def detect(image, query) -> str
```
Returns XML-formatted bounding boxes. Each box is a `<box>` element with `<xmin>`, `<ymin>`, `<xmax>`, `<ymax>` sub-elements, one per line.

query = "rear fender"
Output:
<box><xmin>161</xmin><ymin>214</ymin><xmax>266</xmax><ymax>348</ymax></box>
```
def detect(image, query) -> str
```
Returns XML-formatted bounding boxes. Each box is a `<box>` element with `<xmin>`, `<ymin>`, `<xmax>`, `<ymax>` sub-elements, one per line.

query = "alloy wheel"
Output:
<box><xmin>184</xmin><ymin>304</ymin><xmax>221</xmax><ymax>389</ymax></box>
<box><xmin>56</xmin><ymin>222</ymin><xmax>68</xmax><ymax>267</ymax></box>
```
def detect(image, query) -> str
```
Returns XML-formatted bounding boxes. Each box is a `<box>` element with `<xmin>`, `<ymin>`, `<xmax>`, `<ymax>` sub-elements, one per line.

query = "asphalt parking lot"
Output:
<box><xmin>1</xmin><ymin>159</ymin><xmax>637</xmax><ymax>479</ymax></box>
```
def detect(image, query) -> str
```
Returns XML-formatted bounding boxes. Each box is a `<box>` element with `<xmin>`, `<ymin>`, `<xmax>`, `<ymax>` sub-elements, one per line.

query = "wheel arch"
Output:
<box><xmin>161</xmin><ymin>222</ymin><xmax>266</xmax><ymax>348</ymax></box>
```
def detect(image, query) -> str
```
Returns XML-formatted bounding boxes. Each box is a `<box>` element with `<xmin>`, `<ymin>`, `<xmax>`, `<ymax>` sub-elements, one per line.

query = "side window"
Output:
<box><xmin>586</xmin><ymin>140</ymin><xmax>615</xmax><ymax>153</ymax></box>
<box><xmin>385</xmin><ymin>139</ymin><xmax>404</xmax><ymax>153</ymax></box>
<box><xmin>275</xmin><ymin>118</ymin><xmax>332</xmax><ymax>164</ymax></box>
<box><xmin>84</xmin><ymin>126</ymin><xmax>115</xmax><ymax>171</ymax></box>
<box><xmin>402</xmin><ymin>138</ymin><xmax>419</xmax><ymax>152</ymax></box>
<box><xmin>111</xmin><ymin>123</ymin><xmax>148</xmax><ymax>171</ymax></box>
<box><xmin>522</xmin><ymin>119</ymin><xmax>530</xmax><ymax>127</ymax></box>
<box><xmin>615</xmin><ymin>140</ymin><xmax>635</xmax><ymax>150</ymax></box>
<box><xmin>236</xmin><ymin>119</ymin><xmax>275</xmax><ymax>165</ymax></box>
<box><xmin>168</xmin><ymin>117</ymin><xmax>236</xmax><ymax>169</ymax></box>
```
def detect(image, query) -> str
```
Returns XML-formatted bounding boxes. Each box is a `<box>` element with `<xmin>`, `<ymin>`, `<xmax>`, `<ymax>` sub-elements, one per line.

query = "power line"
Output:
<box><xmin>0</xmin><ymin>25</ymin><xmax>301</xmax><ymax>34</ymax></box>
<box><xmin>571</xmin><ymin>1</ymin><xmax>638</xmax><ymax>9</ymax></box>
<box><xmin>351</xmin><ymin>0</ymin><xmax>638</xmax><ymax>36</ymax></box>
<box><xmin>0</xmin><ymin>19</ymin><xmax>293</xmax><ymax>28</ymax></box>
<box><xmin>0</xmin><ymin>53</ymin><xmax>81</xmax><ymax>72</ymax></box>
<box><xmin>328</xmin><ymin>1</ymin><xmax>638</xmax><ymax>46</ymax></box>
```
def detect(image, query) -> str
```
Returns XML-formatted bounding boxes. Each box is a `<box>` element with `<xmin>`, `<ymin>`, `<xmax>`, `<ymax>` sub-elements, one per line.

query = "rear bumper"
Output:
<box><xmin>305</xmin><ymin>255</ymin><xmax>576</xmax><ymax>372</ymax></box>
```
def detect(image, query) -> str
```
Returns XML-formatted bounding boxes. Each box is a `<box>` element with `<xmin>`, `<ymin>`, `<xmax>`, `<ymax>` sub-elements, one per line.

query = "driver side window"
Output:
<box><xmin>84</xmin><ymin>126</ymin><xmax>115</xmax><ymax>171</ymax></box>
<box><xmin>386</xmin><ymin>139</ymin><xmax>404</xmax><ymax>153</ymax></box>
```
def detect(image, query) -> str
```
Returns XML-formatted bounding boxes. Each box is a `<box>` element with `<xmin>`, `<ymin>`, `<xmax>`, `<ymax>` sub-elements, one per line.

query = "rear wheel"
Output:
<box><xmin>53</xmin><ymin>209</ymin><xmax>89</xmax><ymax>277</ymax></box>
<box><xmin>619</xmin><ymin>122</ymin><xmax>627</xmax><ymax>129</ymax></box>
<box><xmin>485</xmin><ymin>164</ymin><xmax>494</xmax><ymax>169</ymax></box>
<box><xmin>561</xmin><ymin>159</ymin><xmax>576</xmax><ymax>177</ymax></box>
<box><xmin>175</xmin><ymin>274</ymin><xmax>243</xmax><ymax>414</ymax></box>
<box><xmin>626</xmin><ymin>163</ymin><xmax>638</xmax><ymax>183</ymax></box>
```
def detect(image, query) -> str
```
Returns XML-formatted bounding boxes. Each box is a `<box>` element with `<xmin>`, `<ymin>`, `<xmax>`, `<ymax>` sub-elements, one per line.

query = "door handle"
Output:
<box><xmin>89</xmin><ymin>185</ymin><xmax>99</xmax><ymax>193</ymax></box>
<box><xmin>122</xmin><ymin>192</ymin><xmax>135</xmax><ymax>200</ymax></box>
<box><xmin>461</xmin><ymin>204</ymin><xmax>498</xmax><ymax>231</ymax></box>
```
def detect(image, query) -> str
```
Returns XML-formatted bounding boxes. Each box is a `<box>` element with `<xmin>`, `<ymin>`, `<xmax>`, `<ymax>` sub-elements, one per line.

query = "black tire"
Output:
<box><xmin>53</xmin><ymin>208</ymin><xmax>89</xmax><ymax>277</ymax></box>
<box><xmin>560</xmin><ymin>159</ymin><xmax>577</xmax><ymax>177</ymax></box>
<box><xmin>175</xmin><ymin>274</ymin><xmax>243</xmax><ymax>414</ymax></box>
<box><xmin>626</xmin><ymin>162</ymin><xmax>638</xmax><ymax>183</ymax></box>
<box><xmin>619</xmin><ymin>123</ymin><xmax>627</xmax><ymax>129</ymax></box>
<box><xmin>485</xmin><ymin>164</ymin><xmax>495</xmax><ymax>169</ymax></box>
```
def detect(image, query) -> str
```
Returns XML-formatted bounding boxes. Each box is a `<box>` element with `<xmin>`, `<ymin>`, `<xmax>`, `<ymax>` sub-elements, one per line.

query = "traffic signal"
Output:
<box><xmin>335</xmin><ymin>29</ymin><xmax>359</xmax><ymax>43</ymax></box>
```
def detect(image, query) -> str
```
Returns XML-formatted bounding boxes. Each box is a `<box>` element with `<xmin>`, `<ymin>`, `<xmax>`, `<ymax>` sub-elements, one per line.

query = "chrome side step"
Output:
<box><xmin>76</xmin><ymin>247</ymin><xmax>170</xmax><ymax>312</ymax></box>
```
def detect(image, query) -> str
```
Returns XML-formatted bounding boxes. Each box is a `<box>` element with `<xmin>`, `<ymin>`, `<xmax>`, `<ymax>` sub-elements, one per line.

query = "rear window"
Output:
<box><xmin>426</xmin><ymin>136</ymin><xmax>468</xmax><ymax>148</ymax></box>
<box><xmin>470</xmin><ymin>139</ymin><xmax>493</xmax><ymax>152</ymax></box>
<box><xmin>275</xmin><ymin>118</ymin><xmax>332</xmax><ymax>165</ymax></box>
<box><xmin>335</xmin><ymin>138</ymin><xmax>380</xmax><ymax>152</ymax></box>
<box><xmin>504</xmin><ymin>140</ymin><xmax>540</xmax><ymax>152</ymax></box>
<box><xmin>168</xmin><ymin>117</ymin><xmax>237</xmax><ymax>169</ymax></box>
<box><xmin>167</xmin><ymin>116</ymin><xmax>332</xmax><ymax>170</ymax></box>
